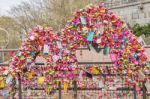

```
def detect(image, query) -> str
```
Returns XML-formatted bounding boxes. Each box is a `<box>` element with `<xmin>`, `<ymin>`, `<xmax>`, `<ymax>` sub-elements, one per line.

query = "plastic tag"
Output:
<box><xmin>80</xmin><ymin>16</ymin><xmax>87</xmax><ymax>25</ymax></box>
<box><xmin>99</xmin><ymin>80</ymin><xmax>104</xmax><ymax>88</ymax></box>
<box><xmin>43</xmin><ymin>44</ymin><xmax>50</xmax><ymax>54</ymax></box>
<box><xmin>52</xmin><ymin>55</ymin><xmax>60</xmax><ymax>62</ymax></box>
<box><xmin>79</xmin><ymin>70</ymin><xmax>83</xmax><ymax>79</ymax></box>
<box><xmin>87</xmin><ymin>32</ymin><xmax>94</xmax><ymax>41</ymax></box>
<box><xmin>110</xmin><ymin>53</ymin><xmax>117</xmax><ymax>62</ymax></box>
<box><xmin>31</xmin><ymin>51</ymin><xmax>36</xmax><ymax>57</ymax></box>
<box><xmin>6</xmin><ymin>75</ymin><xmax>13</xmax><ymax>84</ymax></box>
<box><xmin>137</xmin><ymin>36</ymin><xmax>146</xmax><ymax>47</ymax></box>
<box><xmin>4</xmin><ymin>90</ymin><xmax>9</xmax><ymax>98</ymax></box>
<box><xmin>145</xmin><ymin>80</ymin><xmax>150</xmax><ymax>92</ymax></box>
<box><xmin>56</xmin><ymin>41</ymin><xmax>63</xmax><ymax>49</ymax></box>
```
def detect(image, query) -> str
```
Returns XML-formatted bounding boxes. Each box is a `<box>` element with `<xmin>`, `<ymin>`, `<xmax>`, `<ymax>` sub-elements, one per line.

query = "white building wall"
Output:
<box><xmin>104</xmin><ymin>0</ymin><xmax>150</xmax><ymax>25</ymax></box>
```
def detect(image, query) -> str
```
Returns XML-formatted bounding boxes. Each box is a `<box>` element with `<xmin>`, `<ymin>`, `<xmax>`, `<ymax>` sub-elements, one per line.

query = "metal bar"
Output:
<box><xmin>78</xmin><ymin>62</ymin><xmax>113</xmax><ymax>64</ymax></box>
<box><xmin>11</xmin><ymin>78</ymin><xmax>16</xmax><ymax>99</ymax></box>
<box><xmin>0</xmin><ymin>48</ymin><xmax>89</xmax><ymax>52</ymax></box>
<box><xmin>1</xmin><ymin>61</ymin><xmax>150</xmax><ymax>66</ymax></box>
<box><xmin>0</xmin><ymin>62</ymin><xmax>114</xmax><ymax>66</ymax></box>
<box><xmin>18</xmin><ymin>73</ymin><xmax>22</xmax><ymax>99</ymax></box>
<box><xmin>0</xmin><ymin>63</ymin><xmax>149</xmax><ymax>76</ymax></box>
<box><xmin>145</xmin><ymin>45</ymin><xmax>150</xmax><ymax>48</ymax></box>
<box><xmin>0</xmin><ymin>49</ymin><xmax>18</xmax><ymax>52</ymax></box>
<box><xmin>22</xmin><ymin>87</ymin><xmax>134</xmax><ymax>91</ymax></box>
<box><xmin>133</xmin><ymin>85</ymin><xmax>137</xmax><ymax>99</ymax></box>
<box><xmin>77</xmin><ymin>47</ymin><xmax>89</xmax><ymax>50</ymax></box>
<box><xmin>142</xmin><ymin>81</ymin><xmax>146</xmax><ymax>99</ymax></box>
<box><xmin>73</xmin><ymin>81</ymin><xmax>77</xmax><ymax>99</ymax></box>
<box><xmin>0</xmin><ymin>45</ymin><xmax>150</xmax><ymax>52</ymax></box>
<box><xmin>58</xmin><ymin>82</ymin><xmax>61</xmax><ymax>99</ymax></box>
<box><xmin>2</xmin><ymin>51</ymin><xmax>4</xmax><ymax>63</ymax></box>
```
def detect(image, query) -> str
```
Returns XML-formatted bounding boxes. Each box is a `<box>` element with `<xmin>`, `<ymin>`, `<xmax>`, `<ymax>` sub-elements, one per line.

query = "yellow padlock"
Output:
<box><xmin>64</xmin><ymin>82</ymin><xmax>68</xmax><ymax>92</ymax></box>
<box><xmin>38</xmin><ymin>77</ymin><xmax>45</xmax><ymax>84</ymax></box>
<box><xmin>28</xmin><ymin>72</ymin><xmax>33</xmax><ymax>79</ymax></box>
<box><xmin>0</xmin><ymin>81</ymin><xmax>5</xmax><ymax>88</ymax></box>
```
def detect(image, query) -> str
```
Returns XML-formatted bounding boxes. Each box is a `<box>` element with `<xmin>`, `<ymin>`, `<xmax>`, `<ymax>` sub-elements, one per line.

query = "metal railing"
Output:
<box><xmin>0</xmin><ymin>48</ymin><xmax>150</xmax><ymax>99</ymax></box>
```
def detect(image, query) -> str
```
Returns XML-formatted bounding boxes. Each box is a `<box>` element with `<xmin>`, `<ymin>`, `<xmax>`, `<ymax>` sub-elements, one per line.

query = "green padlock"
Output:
<box><xmin>147</xmin><ymin>62</ymin><xmax>150</xmax><ymax>67</ymax></box>
<box><xmin>80</xmin><ymin>16</ymin><xmax>87</xmax><ymax>25</ymax></box>
<box><xmin>103</xmin><ymin>46</ymin><xmax>110</xmax><ymax>55</ymax></box>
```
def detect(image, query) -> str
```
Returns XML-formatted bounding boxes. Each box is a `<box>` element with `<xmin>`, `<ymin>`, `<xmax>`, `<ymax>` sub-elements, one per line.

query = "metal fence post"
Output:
<box><xmin>18</xmin><ymin>73</ymin><xmax>22</xmax><ymax>99</ymax></box>
<box><xmin>12</xmin><ymin>78</ymin><xmax>16</xmax><ymax>99</ymax></box>
<box><xmin>133</xmin><ymin>85</ymin><xmax>137</xmax><ymax>99</ymax></box>
<box><xmin>142</xmin><ymin>81</ymin><xmax>146</xmax><ymax>99</ymax></box>
<box><xmin>73</xmin><ymin>81</ymin><xmax>77</xmax><ymax>99</ymax></box>
<box><xmin>59</xmin><ymin>82</ymin><xmax>61</xmax><ymax>99</ymax></box>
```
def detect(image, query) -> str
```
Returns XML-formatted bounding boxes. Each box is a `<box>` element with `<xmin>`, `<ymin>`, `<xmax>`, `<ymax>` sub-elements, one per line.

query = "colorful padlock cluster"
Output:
<box><xmin>7</xmin><ymin>3</ymin><xmax>148</xmax><ymax>93</ymax></box>
<box><xmin>62</xmin><ymin>3</ymin><xmax>147</xmax><ymax>81</ymax></box>
<box><xmin>9</xmin><ymin>26</ymin><xmax>77</xmax><ymax>89</ymax></box>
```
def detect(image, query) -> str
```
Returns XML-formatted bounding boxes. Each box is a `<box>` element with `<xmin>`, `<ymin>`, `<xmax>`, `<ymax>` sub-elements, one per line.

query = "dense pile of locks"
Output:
<box><xmin>2</xmin><ymin>3</ymin><xmax>148</xmax><ymax>97</ymax></box>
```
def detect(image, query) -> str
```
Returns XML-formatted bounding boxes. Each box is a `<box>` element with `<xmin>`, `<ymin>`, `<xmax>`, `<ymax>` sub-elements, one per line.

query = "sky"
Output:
<box><xmin>0</xmin><ymin>0</ymin><xmax>29</xmax><ymax>15</ymax></box>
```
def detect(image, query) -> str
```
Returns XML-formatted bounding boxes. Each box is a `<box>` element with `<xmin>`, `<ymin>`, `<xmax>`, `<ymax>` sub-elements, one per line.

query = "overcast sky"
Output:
<box><xmin>0</xmin><ymin>0</ymin><xmax>29</xmax><ymax>15</ymax></box>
